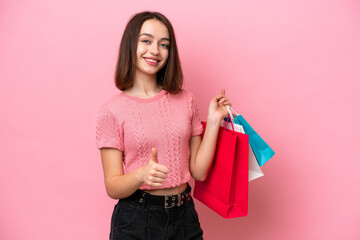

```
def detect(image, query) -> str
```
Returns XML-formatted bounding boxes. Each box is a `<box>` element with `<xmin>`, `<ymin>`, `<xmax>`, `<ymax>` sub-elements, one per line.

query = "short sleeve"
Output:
<box><xmin>95</xmin><ymin>107</ymin><xmax>124</xmax><ymax>151</ymax></box>
<box><xmin>190</xmin><ymin>95</ymin><xmax>204</xmax><ymax>136</ymax></box>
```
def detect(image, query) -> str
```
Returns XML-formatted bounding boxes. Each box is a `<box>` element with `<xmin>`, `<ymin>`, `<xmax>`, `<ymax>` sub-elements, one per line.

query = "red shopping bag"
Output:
<box><xmin>194</xmin><ymin>121</ymin><xmax>249</xmax><ymax>218</ymax></box>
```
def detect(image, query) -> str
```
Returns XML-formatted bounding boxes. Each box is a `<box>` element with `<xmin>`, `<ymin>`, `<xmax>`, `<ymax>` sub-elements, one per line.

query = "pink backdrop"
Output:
<box><xmin>1</xmin><ymin>0</ymin><xmax>359</xmax><ymax>239</ymax></box>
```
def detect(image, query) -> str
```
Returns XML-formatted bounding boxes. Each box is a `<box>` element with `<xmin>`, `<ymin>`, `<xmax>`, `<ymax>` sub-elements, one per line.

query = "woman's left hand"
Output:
<box><xmin>207</xmin><ymin>88</ymin><xmax>232</xmax><ymax>124</ymax></box>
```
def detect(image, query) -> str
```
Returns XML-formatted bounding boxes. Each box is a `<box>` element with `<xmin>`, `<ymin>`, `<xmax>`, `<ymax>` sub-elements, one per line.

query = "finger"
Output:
<box><xmin>152</xmin><ymin>171</ymin><xmax>167</xmax><ymax>179</ymax></box>
<box><xmin>150</xmin><ymin>177</ymin><xmax>166</xmax><ymax>183</ymax></box>
<box><xmin>216</xmin><ymin>97</ymin><xmax>224</xmax><ymax>104</ymax></box>
<box><xmin>154</xmin><ymin>164</ymin><xmax>168</xmax><ymax>174</ymax></box>
<box><xmin>216</xmin><ymin>91</ymin><xmax>225</xmax><ymax>98</ymax></box>
<box><xmin>218</xmin><ymin>97</ymin><xmax>227</xmax><ymax>102</ymax></box>
<box><xmin>149</xmin><ymin>169</ymin><xmax>167</xmax><ymax>179</ymax></box>
<box><xmin>150</xmin><ymin>148</ymin><xmax>158</xmax><ymax>163</ymax></box>
<box><xmin>221</xmin><ymin>100</ymin><xmax>231</xmax><ymax>106</ymax></box>
<box><xmin>218</xmin><ymin>98</ymin><xmax>229</xmax><ymax>105</ymax></box>
<box><xmin>217</xmin><ymin>95</ymin><xmax>228</xmax><ymax>101</ymax></box>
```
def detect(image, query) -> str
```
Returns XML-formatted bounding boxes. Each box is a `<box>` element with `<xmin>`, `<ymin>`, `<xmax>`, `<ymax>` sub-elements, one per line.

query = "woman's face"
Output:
<box><xmin>135</xmin><ymin>19</ymin><xmax>170</xmax><ymax>78</ymax></box>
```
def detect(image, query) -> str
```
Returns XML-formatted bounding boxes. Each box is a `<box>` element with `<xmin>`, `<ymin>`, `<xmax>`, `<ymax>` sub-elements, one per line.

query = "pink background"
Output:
<box><xmin>1</xmin><ymin>0</ymin><xmax>359</xmax><ymax>239</ymax></box>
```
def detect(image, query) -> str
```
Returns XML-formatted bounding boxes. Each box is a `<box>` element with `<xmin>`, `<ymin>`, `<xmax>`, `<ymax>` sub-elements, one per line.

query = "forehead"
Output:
<box><xmin>139</xmin><ymin>19</ymin><xmax>169</xmax><ymax>39</ymax></box>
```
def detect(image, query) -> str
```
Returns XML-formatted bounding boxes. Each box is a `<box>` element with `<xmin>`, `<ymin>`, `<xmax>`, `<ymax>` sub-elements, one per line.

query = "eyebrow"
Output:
<box><xmin>139</xmin><ymin>33</ymin><xmax>170</xmax><ymax>42</ymax></box>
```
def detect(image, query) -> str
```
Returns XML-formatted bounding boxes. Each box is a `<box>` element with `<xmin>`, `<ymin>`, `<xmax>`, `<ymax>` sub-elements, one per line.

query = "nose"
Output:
<box><xmin>149</xmin><ymin>42</ymin><xmax>159</xmax><ymax>55</ymax></box>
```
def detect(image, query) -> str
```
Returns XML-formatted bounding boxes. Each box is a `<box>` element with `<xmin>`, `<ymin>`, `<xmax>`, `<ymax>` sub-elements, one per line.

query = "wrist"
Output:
<box><xmin>135</xmin><ymin>166</ymin><xmax>145</xmax><ymax>184</ymax></box>
<box><xmin>206</xmin><ymin>115</ymin><xmax>222</xmax><ymax>125</ymax></box>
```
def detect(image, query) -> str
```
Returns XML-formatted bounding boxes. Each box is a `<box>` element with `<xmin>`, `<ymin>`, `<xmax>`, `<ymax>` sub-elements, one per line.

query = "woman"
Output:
<box><xmin>96</xmin><ymin>11</ymin><xmax>231</xmax><ymax>240</ymax></box>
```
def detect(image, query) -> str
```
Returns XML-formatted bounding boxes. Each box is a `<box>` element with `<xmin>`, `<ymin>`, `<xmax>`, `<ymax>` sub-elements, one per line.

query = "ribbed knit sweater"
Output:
<box><xmin>96</xmin><ymin>89</ymin><xmax>204</xmax><ymax>190</ymax></box>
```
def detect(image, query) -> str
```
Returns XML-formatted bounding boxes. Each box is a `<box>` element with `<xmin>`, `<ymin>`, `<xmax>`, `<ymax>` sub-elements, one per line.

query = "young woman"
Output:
<box><xmin>96</xmin><ymin>11</ymin><xmax>231</xmax><ymax>240</ymax></box>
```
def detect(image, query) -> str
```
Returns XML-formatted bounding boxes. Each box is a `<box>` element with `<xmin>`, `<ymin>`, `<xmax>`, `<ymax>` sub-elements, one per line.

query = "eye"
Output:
<box><xmin>141</xmin><ymin>39</ymin><xmax>150</xmax><ymax>44</ymax></box>
<box><xmin>161</xmin><ymin>43</ymin><xmax>169</xmax><ymax>49</ymax></box>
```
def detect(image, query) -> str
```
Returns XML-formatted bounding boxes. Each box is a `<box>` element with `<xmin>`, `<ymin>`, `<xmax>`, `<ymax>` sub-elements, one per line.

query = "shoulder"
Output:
<box><xmin>97</xmin><ymin>93</ymin><xmax>127</xmax><ymax>116</ymax></box>
<box><xmin>168</xmin><ymin>89</ymin><xmax>195</xmax><ymax>101</ymax></box>
<box><xmin>164</xmin><ymin>89</ymin><xmax>198</xmax><ymax>107</ymax></box>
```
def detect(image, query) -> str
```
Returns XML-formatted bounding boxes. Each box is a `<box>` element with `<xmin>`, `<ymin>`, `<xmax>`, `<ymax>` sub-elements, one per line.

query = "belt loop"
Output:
<box><xmin>177</xmin><ymin>194</ymin><xmax>182</xmax><ymax>207</ymax></box>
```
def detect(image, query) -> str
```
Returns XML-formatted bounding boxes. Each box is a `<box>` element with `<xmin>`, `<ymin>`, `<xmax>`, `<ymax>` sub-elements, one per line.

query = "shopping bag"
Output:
<box><xmin>226</xmin><ymin>106</ymin><xmax>275</xmax><ymax>167</ymax></box>
<box><xmin>221</xmin><ymin>118</ymin><xmax>264</xmax><ymax>181</ymax></box>
<box><xmin>194</xmin><ymin>121</ymin><xmax>249</xmax><ymax>218</ymax></box>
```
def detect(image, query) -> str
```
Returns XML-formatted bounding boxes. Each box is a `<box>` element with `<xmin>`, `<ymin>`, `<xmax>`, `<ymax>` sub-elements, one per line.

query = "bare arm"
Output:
<box><xmin>100</xmin><ymin>148</ymin><xmax>168</xmax><ymax>199</ymax></box>
<box><xmin>189</xmin><ymin>118</ymin><xmax>221</xmax><ymax>181</ymax></box>
<box><xmin>189</xmin><ymin>89</ymin><xmax>231</xmax><ymax>181</ymax></box>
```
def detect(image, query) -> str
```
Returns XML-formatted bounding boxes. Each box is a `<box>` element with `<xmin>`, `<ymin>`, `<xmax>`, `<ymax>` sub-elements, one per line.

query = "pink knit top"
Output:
<box><xmin>96</xmin><ymin>89</ymin><xmax>204</xmax><ymax>190</ymax></box>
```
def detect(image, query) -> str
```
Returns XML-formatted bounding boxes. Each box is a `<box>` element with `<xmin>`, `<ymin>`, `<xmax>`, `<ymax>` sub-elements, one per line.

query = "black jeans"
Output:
<box><xmin>110</xmin><ymin>184</ymin><xmax>203</xmax><ymax>240</ymax></box>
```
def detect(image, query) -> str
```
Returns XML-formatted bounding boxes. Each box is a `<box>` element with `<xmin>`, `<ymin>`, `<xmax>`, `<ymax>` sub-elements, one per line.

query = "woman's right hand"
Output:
<box><xmin>139</xmin><ymin>148</ymin><xmax>168</xmax><ymax>187</ymax></box>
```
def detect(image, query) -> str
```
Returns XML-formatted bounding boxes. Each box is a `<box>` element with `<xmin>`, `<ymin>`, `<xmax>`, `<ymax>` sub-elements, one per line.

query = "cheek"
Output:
<box><xmin>162</xmin><ymin>50</ymin><xmax>169</xmax><ymax>61</ymax></box>
<box><xmin>160</xmin><ymin>53</ymin><xmax>169</xmax><ymax>68</ymax></box>
<box><xmin>137</xmin><ymin>46</ymin><xmax>146</xmax><ymax>57</ymax></box>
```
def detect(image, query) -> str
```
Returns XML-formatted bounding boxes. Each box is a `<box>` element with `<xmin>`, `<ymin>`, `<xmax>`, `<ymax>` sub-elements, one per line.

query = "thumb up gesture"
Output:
<box><xmin>140</xmin><ymin>148</ymin><xmax>168</xmax><ymax>187</ymax></box>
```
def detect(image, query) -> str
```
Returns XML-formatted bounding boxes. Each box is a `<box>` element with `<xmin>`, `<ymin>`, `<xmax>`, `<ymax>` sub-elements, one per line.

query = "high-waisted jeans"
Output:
<box><xmin>109</xmin><ymin>184</ymin><xmax>203</xmax><ymax>240</ymax></box>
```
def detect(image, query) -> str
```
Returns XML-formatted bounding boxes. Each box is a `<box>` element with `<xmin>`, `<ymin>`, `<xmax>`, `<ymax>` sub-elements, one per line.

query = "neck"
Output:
<box><xmin>126</xmin><ymin>71</ymin><xmax>162</xmax><ymax>98</ymax></box>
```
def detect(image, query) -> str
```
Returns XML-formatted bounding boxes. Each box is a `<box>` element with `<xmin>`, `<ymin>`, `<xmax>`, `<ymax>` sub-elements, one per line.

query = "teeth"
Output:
<box><xmin>146</xmin><ymin>59</ymin><xmax>158</xmax><ymax>63</ymax></box>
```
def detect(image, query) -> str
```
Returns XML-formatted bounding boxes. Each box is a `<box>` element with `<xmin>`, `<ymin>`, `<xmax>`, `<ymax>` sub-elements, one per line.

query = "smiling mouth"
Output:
<box><xmin>144</xmin><ymin>57</ymin><xmax>160</xmax><ymax>62</ymax></box>
<box><xmin>146</xmin><ymin>59</ymin><xmax>158</xmax><ymax>63</ymax></box>
<box><xmin>144</xmin><ymin>58</ymin><xmax>160</xmax><ymax>66</ymax></box>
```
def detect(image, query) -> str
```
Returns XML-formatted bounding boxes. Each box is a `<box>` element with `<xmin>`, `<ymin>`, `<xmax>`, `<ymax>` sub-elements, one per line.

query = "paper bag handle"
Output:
<box><xmin>224</xmin><ymin>105</ymin><xmax>239</xmax><ymax>134</ymax></box>
<box><xmin>226</xmin><ymin>105</ymin><xmax>239</xmax><ymax>117</ymax></box>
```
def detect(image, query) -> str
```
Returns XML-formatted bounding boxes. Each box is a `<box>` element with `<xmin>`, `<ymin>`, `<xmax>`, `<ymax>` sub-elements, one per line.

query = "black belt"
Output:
<box><xmin>126</xmin><ymin>184</ymin><xmax>192</xmax><ymax>209</ymax></box>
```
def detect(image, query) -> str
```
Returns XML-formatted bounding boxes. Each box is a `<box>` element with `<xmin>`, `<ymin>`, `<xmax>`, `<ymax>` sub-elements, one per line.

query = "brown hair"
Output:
<box><xmin>115</xmin><ymin>11</ymin><xmax>183</xmax><ymax>94</ymax></box>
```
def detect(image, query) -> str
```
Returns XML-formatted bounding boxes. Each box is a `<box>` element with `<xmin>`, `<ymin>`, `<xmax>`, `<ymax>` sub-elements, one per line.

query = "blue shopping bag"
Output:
<box><xmin>225</xmin><ymin>106</ymin><xmax>275</xmax><ymax>167</ymax></box>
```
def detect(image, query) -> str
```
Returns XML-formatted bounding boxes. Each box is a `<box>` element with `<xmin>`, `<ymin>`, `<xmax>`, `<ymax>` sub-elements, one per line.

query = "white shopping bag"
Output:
<box><xmin>221</xmin><ymin>108</ymin><xmax>264</xmax><ymax>181</ymax></box>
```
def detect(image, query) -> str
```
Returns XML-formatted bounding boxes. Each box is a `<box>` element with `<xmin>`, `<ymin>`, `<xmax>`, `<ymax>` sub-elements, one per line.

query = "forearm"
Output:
<box><xmin>105</xmin><ymin>167</ymin><xmax>144</xmax><ymax>199</ymax></box>
<box><xmin>191</xmin><ymin>117</ymin><xmax>221</xmax><ymax>181</ymax></box>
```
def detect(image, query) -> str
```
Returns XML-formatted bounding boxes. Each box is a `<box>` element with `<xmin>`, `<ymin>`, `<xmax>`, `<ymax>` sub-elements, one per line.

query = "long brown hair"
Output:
<box><xmin>115</xmin><ymin>11</ymin><xmax>183</xmax><ymax>94</ymax></box>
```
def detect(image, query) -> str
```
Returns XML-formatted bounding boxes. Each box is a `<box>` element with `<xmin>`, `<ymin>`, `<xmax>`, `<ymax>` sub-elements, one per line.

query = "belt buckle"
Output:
<box><xmin>164</xmin><ymin>194</ymin><xmax>183</xmax><ymax>209</ymax></box>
